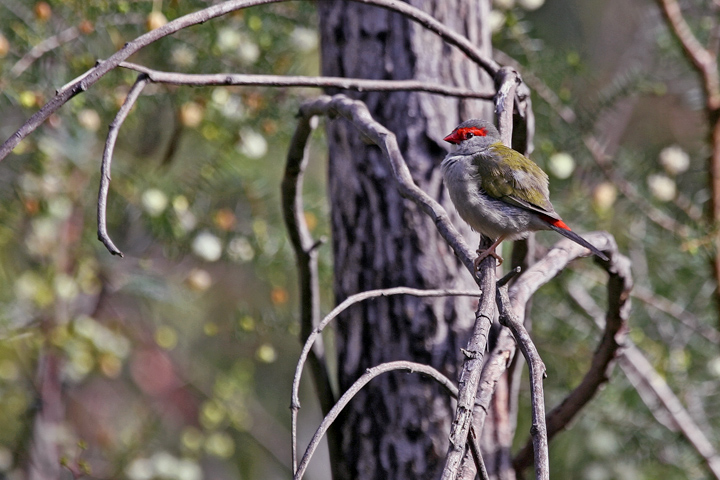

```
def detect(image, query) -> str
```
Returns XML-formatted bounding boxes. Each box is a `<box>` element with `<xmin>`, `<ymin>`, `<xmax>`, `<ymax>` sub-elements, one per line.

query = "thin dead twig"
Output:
<box><xmin>0</xmin><ymin>0</ymin><xmax>498</xmax><ymax>162</ymax></box>
<box><xmin>512</xmin><ymin>236</ymin><xmax>632</xmax><ymax>472</ymax></box>
<box><xmin>97</xmin><ymin>74</ymin><xmax>149</xmax><ymax>257</ymax></box>
<box><xmin>568</xmin><ymin>282</ymin><xmax>720</xmax><ymax>479</ymax></box>
<box><xmin>289</xmin><ymin>286</ymin><xmax>482</xmax><ymax>474</ymax></box>
<box><xmin>119</xmin><ymin>61</ymin><xmax>495</xmax><ymax>98</ymax></box>
<box><xmin>497</xmin><ymin>283</ymin><xmax>549</xmax><ymax>480</ymax></box>
<box><xmin>293</xmin><ymin>360</ymin><xmax>460</xmax><ymax>480</ymax></box>
<box><xmin>443</xmin><ymin>69</ymin><xmax>523</xmax><ymax>480</ymax></box>
<box><xmin>282</xmin><ymin>111</ymin><xmax>335</xmax><ymax>473</ymax></box>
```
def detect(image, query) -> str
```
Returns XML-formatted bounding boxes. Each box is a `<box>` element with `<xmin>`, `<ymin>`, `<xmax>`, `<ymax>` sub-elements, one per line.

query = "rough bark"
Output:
<box><xmin>318</xmin><ymin>1</ymin><xmax>493</xmax><ymax>478</ymax></box>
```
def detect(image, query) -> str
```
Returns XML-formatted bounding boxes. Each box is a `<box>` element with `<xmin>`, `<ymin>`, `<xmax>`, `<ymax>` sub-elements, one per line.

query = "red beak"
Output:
<box><xmin>444</xmin><ymin>131</ymin><xmax>460</xmax><ymax>144</ymax></box>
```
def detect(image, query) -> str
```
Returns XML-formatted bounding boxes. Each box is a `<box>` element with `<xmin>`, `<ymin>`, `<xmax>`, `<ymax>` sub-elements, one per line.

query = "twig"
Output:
<box><xmin>631</xmin><ymin>284</ymin><xmax>720</xmax><ymax>344</ymax></box>
<box><xmin>120</xmin><ymin>61</ymin><xmax>495</xmax><ymax>99</ymax></box>
<box><xmin>97</xmin><ymin>74</ymin><xmax>150</xmax><ymax>257</ymax></box>
<box><xmin>10</xmin><ymin>26</ymin><xmax>82</xmax><ymax>78</ymax></box>
<box><xmin>473</xmin><ymin>330</ymin><xmax>515</xmax><ymax>432</ymax></box>
<box><xmin>468</xmin><ymin>427</ymin><xmax>491</xmax><ymax>480</ymax></box>
<box><xmin>440</xmin><ymin>245</ymin><xmax>496</xmax><ymax>480</ymax></box>
<box><xmin>293</xmin><ymin>360</ymin><xmax>460</xmax><ymax>480</ymax></box>
<box><xmin>619</xmin><ymin>345</ymin><xmax>720</xmax><ymax>479</ymax></box>
<box><xmin>496</xmin><ymin>283</ymin><xmax>548</xmax><ymax>480</ymax></box>
<box><xmin>290</xmin><ymin>286</ymin><xmax>482</xmax><ymax>472</ymax></box>
<box><xmin>656</xmin><ymin>0</ymin><xmax>720</xmax><ymax>109</ymax></box>
<box><xmin>494</xmin><ymin>66</ymin><xmax>521</xmax><ymax>145</ymax></box>
<box><xmin>444</xmin><ymin>72</ymin><xmax>524</xmax><ymax>480</ymax></box>
<box><xmin>282</xmin><ymin>111</ymin><xmax>335</xmax><ymax>473</ymax></box>
<box><xmin>512</xmin><ymin>237</ymin><xmax>632</xmax><ymax>472</ymax></box>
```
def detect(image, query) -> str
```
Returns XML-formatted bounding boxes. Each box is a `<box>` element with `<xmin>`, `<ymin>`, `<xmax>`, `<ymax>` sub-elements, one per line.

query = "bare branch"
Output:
<box><xmin>97</xmin><ymin>74</ymin><xmax>150</xmax><ymax>257</ymax></box>
<box><xmin>468</xmin><ymin>427</ymin><xmax>491</xmax><ymax>480</ymax></box>
<box><xmin>494</xmin><ymin>66</ymin><xmax>521</xmax><ymax>145</ymax></box>
<box><xmin>474</xmin><ymin>330</ymin><xmax>514</xmax><ymax>431</ymax></box>
<box><xmin>656</xmin><ymin>0</ymin><xmax>720</xmax><ymax>109</ymax></box>
<box><xmin>290</xmin><ymin>286</ymin><xmax>482</xmax><ymax>474</ymax></box>
<box><xmin>568</xmin><ymin>283</ymin><xmax>720</xmax><ymax>479</ymax></box>
<box><xmin>119</xmin><ymin>61</ymin><xmax>495</xmax><ymax>99</ymax></box>
<box><xmin>10</xmin><ymin>26</ymin><xmax>82</xmax><ymax>78</ymax></box>
<box><xmin>497</xmin><ymin>284</ymin><xmax>549</xmax><ymax>480</ymax></box>
<box><xmin>513</xmin><ymin>239</ymin><xmax>632</xmax><ymax>472</ymax></box>
<box><xmin>282</xmin><ymin>111</ymin><xmax>335</xmax><ymax>473</ymax></box>
<box><xmin>441</xmin><ymin>251</ymin><xmax>496</xmax><ymax>480</ymax></box>
<box><xmin>297</xmin><ymin>95</ymin><xmax>478</xmax><ymax>272</ymax></box>
<box><xmin>293</xmin><ymin>360</ymin><xmax>460</xmax><ymax>480</ymax></box>
<box><xmin>0</xmin><ymin>0</ymin><xmax>499</xmax><ymax>163</ymax></box>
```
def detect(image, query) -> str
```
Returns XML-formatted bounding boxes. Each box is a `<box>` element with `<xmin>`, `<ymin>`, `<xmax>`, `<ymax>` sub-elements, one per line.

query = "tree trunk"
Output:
<box><xmin>318</xmin><ymin>1</ymin><xmax>493</xmax><ymax>478</ymax></box>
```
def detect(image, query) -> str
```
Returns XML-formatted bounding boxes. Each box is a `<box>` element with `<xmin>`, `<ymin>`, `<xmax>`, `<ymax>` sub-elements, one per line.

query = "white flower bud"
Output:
<box><xmin>647</xmin><ymin>174</ymin><xmax>676</xmax><ymax>202</ymax></box>
<box><xmin>659</xmin><ymin>145</ymin><xmax>690</xmax><ymax>176</ymax></box>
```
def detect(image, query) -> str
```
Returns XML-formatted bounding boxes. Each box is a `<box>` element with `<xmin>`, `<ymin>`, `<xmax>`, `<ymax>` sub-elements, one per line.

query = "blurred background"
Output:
<box><xmin>0</xmin><ymin>0</ymin><xmax>718</xmax><ymax>478</ymax></box>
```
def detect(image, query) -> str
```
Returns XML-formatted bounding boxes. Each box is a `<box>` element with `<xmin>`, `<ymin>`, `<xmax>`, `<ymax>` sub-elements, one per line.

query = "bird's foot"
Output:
<box><xmin>473</xmin><ymin>248</ymin><xmax>503</xmax><ymax>269</ymax></box>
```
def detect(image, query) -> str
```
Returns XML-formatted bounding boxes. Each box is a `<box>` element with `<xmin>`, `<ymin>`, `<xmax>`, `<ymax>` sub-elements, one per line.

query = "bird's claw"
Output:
<box><xmin>473</xmin><ymin>249</ymin><xmax>503</xmax><ymax>270</ymax></box>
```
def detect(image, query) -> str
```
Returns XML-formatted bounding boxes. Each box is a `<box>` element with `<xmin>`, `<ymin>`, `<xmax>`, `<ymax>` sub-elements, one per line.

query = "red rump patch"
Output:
<box><xmin>548</xmin><ymin>217</ymin><xmax>571</xmax><ymax>231</ymax></box>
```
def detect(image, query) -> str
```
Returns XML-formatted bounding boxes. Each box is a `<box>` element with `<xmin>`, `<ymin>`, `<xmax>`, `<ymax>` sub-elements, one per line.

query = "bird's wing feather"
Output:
<box><xmin>473</xmin><ymin>143</ymin><xmax>561</xmax><ymax>220</ymax></box>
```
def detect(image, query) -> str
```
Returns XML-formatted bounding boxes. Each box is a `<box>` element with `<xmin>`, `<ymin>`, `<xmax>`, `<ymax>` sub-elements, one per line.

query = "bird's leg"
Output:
<box><xmin>473</xmin><ymin>236</ymin><xmax>505</xmax><ymax>269</ymax></box>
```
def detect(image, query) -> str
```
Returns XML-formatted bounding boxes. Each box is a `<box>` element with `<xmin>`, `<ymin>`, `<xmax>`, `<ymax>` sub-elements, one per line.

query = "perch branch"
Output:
<box><xmin>293</xmin><ymin>360</ymin><xmax>460</xmax><ymax>480</ymax></box>
<box><xmin>447</xmin><ymin>71</ymin><xmax>526</xmax><ymax>480</ymax></box>
<box><xmin>97</xmin><ymin>74</ymin><xmax>150</xmax><ymax>257</ymax></box>
<box><xmin>440</xmin><ymin>253</ymin><xmax>496</xmax><ymax>480</ymax></box>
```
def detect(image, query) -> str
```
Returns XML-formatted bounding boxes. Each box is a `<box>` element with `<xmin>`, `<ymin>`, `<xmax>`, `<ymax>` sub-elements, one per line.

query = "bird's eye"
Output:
<box><xmin>466</xmin><ymin>132</ymin><xmax>474</xmax><ymax>139</ymax></box>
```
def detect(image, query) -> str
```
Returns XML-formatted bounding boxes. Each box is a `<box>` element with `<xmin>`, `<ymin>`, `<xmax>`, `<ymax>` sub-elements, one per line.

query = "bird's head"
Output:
<box><xmin>443</xmin><ymin>119</ymin><xmax>500</xmax><ymax>146</ymax></box>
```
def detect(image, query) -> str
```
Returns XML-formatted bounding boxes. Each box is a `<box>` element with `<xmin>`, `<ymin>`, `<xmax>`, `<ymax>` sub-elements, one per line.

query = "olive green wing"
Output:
<box><xmin>473</xmin><ymin>143</ymin><xmax>560</xmax><ymax>219</ymax></box>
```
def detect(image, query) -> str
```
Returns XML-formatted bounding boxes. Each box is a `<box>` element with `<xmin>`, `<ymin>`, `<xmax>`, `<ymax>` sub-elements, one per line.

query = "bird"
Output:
<box><xmin>440</xmin><ymin>118</ymin><xmax>608</xmax><ymax>268</ymax></box>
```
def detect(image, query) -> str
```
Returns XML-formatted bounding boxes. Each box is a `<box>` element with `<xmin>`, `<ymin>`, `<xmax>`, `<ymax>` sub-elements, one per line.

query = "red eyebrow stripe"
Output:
<box><xmin>457</xmin><ymin>127</ymin><xmax>487</xmax><ymax>137</ymax></box>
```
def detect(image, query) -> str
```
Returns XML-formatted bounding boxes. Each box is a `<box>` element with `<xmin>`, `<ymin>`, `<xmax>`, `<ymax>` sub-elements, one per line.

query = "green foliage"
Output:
<box><xmin>0</xmin><ymin>1</ymin><xmax>327</xmax><ymax>478</ymax></box>
<box><xmin>494</xmin><ymin>0</ymin><xmax>720</xmax><ymax>477</ymax></box>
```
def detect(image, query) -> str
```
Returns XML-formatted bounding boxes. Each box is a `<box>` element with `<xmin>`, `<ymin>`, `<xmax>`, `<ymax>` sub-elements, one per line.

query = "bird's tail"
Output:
<box><xmin>548</xmin><ymin>223</ymin><xmax>609</xmax><ymax>261</ymax></box>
